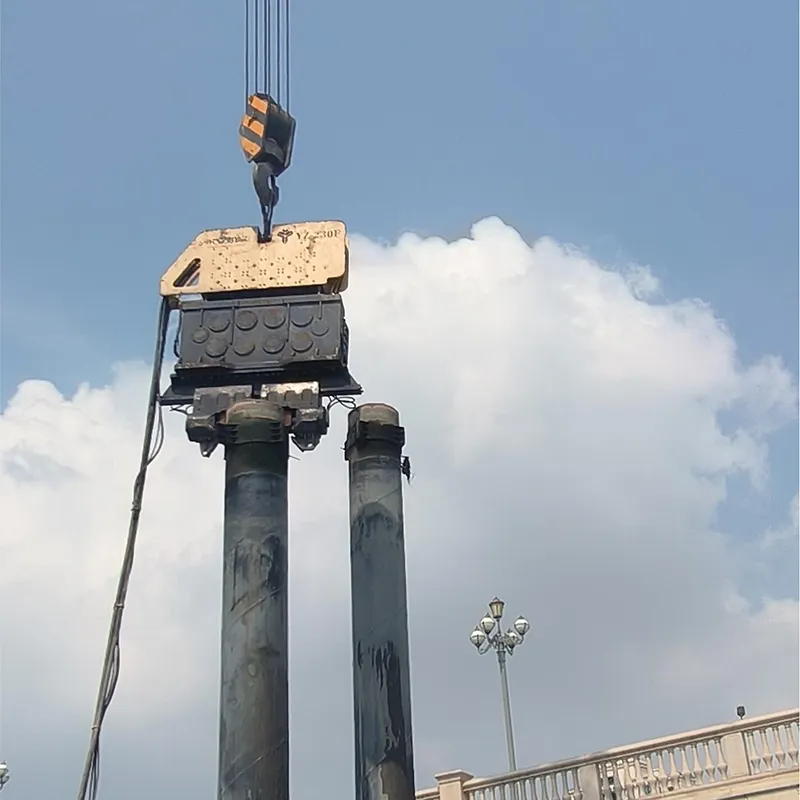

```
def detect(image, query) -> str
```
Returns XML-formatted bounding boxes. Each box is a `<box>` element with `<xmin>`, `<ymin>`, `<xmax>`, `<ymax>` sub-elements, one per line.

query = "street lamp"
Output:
<box><xmin>470</xmin><ymin>597</ymin><xmax>530</xmax><ymax>772</ymax></box>
<box><xmin>0</xmin><ymin>761</ymin><xmax>10</xmax><ymax>791</ymax></box>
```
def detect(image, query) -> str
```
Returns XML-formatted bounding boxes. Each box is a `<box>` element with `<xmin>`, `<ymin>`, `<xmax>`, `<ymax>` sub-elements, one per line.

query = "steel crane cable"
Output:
<box><xmin>76</xmin><ymin>297</ymin><xmax>170</xmax><ymax>800</ymax></box>
<box><xmin>285</xmin><ymin>0</ymin><xmax>290</xmax><ymax>113</ymax></box>
<box><xmin>245</xmin><ymin>0</ymin><xmax>290</xmax><ymax>109</ymax></box>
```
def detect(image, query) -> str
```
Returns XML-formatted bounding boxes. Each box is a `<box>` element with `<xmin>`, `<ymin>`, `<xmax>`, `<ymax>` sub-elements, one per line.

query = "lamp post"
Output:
<box><xmin>469</xmin><ymin>597</ymin><xmax>530</xmax><ymax>773</ymax></box>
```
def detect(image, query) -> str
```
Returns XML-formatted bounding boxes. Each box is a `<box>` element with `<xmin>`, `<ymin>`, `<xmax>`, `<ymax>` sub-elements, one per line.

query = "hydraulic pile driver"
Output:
<box><xmin>159</xmin><ymin>218</ymin><xmax>360</xmax><ymax>453</ymax></box>
<box><xmin>76</xmin><ymin>2</ymin><xmax>417</xmax><ymax>800</ymax></box>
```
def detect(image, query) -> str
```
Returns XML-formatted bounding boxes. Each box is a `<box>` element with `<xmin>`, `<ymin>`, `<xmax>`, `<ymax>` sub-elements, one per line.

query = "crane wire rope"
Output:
<box><xmin>285</xmin><ymin>0</ymin><xmax>290</xmax><ymax>113</ymax></box>
<box><xmin>76</xmin><ymin>297</ymin><xmax>170</xmax><ymax>800</ymax></box>
<box><xmin>266</xmin><ymin>0</ymin><xmax>271</xmax><ymax>98</ymax></box>
<box><xmin>245</xmin><ymin>0</ymin><xmax>250</xmax><ymax>101</ymax></box>
<box><xmin>255</xmin><ymin>0</ymin><xmax>260</xmax><ymax>100</ymax></box>
<box><xmin>276</xmin><ymin>0</ymin><xmax>282</xmax><ymax>105</ymax></box>
<box><xmin>245</xmin><ymin>0</ymin><xmax>290</xmax><ymax>110</ymax></box>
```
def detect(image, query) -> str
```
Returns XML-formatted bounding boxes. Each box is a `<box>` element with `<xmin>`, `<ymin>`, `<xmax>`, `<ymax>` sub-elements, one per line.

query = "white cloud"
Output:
<box><xmin>622</xmin><ymin>263</ymin><xmax>661</xmax><ymax>300</ymax></box>
<box><xmin>1</xmin><ymin>217</ymin><xmax>797</xmax><ymax>799</ymax></box>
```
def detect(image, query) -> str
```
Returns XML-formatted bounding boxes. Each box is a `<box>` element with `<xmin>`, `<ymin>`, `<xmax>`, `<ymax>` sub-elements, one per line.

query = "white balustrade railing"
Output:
<box><xmin>419</xmin><ymin>708</ymin><xmax>799</xmax><ymax>800</ymax></box>
<box><xmin>466</xmin><ymin>764</ymin><xmax>582</xmax><ymax>800</ymax></box>
<box><xmin>593</xmin><ymin>709</ymin><xmax>798</xmax><ymax>799</ymax></box>
<box><xmin>743</xmin><ymin>713</ymin><xmax>799</xmax><ymax>775</ymax></box>
<box><xmin>595</xmin><ymin>729</ymin><xmax>730</xmax><ymax>797</ymax></box>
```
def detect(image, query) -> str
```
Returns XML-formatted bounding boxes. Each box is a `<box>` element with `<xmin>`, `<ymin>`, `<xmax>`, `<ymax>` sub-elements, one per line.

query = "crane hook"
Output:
<box><xmin>252</xmin><ymin>161</ymin><xmax>280</xmax><ymax>243</ymax></box>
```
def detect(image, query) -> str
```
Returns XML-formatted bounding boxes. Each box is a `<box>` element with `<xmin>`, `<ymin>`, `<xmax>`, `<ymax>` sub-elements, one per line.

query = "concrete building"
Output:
<box><xmin>418</xmin><ymin>708</ymin><xmax>799</xmax><ymax>800</ymax></box>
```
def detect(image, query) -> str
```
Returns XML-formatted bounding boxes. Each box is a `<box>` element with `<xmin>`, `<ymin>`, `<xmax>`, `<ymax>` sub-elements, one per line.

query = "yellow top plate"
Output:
<box><xmin>160</xmin><ymin>221</ymin><xmax>348</xmax><ymax>299</ymax></box>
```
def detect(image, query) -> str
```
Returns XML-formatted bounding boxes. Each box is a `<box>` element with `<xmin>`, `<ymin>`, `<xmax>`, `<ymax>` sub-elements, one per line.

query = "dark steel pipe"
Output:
<box><xmin>345</xmin><ymin>404</ymin><xmax>416</xmax><ymax>800</ymax></box>
<box><xmin>218</xmin><ymin>401</ymin><xmax>290</xmax><ymax>800</ymax></box>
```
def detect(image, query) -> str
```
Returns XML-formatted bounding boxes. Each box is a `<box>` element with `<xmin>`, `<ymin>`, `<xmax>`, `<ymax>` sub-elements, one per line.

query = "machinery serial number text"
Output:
<box><xmin>277</xmin><ymin>227</ymin><xmax>342</xmax><ymax>243</ymax></box>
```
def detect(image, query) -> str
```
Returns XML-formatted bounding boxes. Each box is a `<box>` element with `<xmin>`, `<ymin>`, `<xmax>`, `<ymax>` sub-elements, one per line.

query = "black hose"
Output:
<box><xmin>76</xmin><ymin>297</ymin><xmax>171</xmax><ymax>800</ymax></box>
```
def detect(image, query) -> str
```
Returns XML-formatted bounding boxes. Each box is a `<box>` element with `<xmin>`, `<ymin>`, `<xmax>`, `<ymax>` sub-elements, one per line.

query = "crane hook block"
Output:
<box><xmin>239</xmin><ymin>93</ymin><xmax>296</xmax><ymax>174</ymax></box>
<box><xmin>160</xmin><ymin>221</ymin><xmax>349</xmax><ymax>300</ymax></box>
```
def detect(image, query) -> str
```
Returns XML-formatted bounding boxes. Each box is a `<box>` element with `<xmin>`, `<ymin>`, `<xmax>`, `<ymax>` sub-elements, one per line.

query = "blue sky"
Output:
<box><xmin>1</xmin><ymin>0</ymin><xmax>796</xmax><ymax>517</ymax></box>
<box><xmin>3</xmin><ymin>0</ymin><xmax>797</xmax><ymax>533</ymax></box>
<box><xmin>3</xmin><ymin>0</ymin><xmax>797</xmax><ymax>378</ymax></box>
<box><xmin>4</xmin><ymin>0</ymin><xmax>796</xmax><ymax>523</ymax></box>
